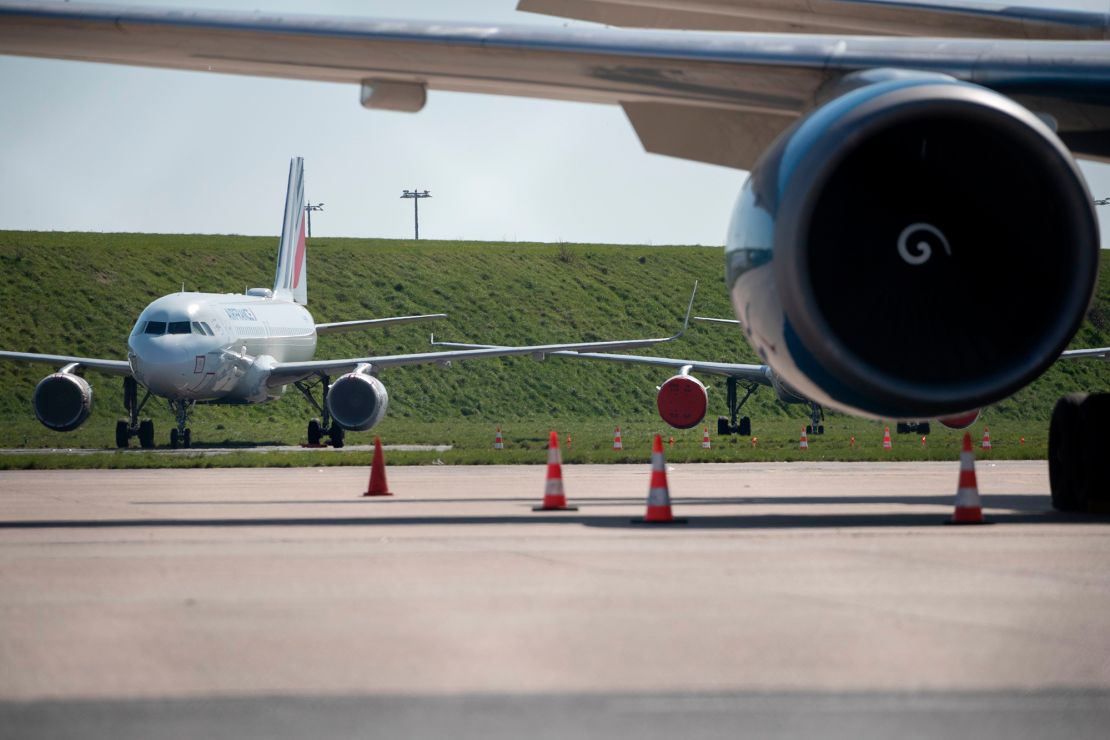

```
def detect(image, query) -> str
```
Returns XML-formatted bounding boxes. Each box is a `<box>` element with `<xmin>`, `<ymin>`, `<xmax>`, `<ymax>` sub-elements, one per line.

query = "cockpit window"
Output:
<box><xmin>144</xmin><ymin>321</ymin><xmax>166</xmax><ymax>335</ymax></box>
<box><xmin>167</xmin><ymin>321</ymin><xmax>192</xmax><ymax>335</ymax></box>
<box><xmin>191</xmin><ymin>322</ymin><xmax>205</xmax><ymax>335</ymax></box>
<box><xmin>200</xmin><ymin>322</ymin><xmax>214</xmax><ymax>335</ymax></box>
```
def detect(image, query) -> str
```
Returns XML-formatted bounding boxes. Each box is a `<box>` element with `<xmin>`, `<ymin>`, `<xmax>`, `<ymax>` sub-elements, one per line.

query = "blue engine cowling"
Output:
<box><xmin>725</xmin><ymin>74</ymin><xmax>1100</xmax><ymax>420</ymax></box>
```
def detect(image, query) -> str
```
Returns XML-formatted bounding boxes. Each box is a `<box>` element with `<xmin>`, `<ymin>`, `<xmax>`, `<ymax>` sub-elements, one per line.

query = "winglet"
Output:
<box><xmin>667</xmin><ymin>281</ymin><xmax>698</xmax><ymax>341</ymax></box>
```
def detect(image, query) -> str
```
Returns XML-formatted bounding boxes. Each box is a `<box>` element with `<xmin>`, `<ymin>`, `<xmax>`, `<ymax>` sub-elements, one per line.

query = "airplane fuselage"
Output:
<box><xmin>127</xmin><ymin>291</ymin><xmax>317</xmax><ymax>403</ymax></box>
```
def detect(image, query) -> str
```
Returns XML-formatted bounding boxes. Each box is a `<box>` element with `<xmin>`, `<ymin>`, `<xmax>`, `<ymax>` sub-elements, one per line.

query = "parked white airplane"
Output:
<box><xmin>0</xmin><ymin>157</ymin><xmax>690</xmax><ymax>449</ymax></box>
<box><xmin>0</xmin><ymin>0</ymin><xmax>1107</xmax><ymax>508</ymax></box>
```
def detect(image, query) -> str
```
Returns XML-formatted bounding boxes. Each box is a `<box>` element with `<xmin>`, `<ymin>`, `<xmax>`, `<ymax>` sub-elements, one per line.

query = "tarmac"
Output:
<box><xmin>1</xmin><ymin>461</ymin><xmax>1109</xmax><ymax>738</ymax></box>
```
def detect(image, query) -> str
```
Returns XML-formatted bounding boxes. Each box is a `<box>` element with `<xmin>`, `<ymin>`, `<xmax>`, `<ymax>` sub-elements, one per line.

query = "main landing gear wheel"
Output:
<box><xmin>170</xmin><ymin>428</ymin><xmax>180</xmax><ymax>449</ymax></box>
<box><xmin>330</xmin><ymin>426</ymin><xmax>345</xmax><ymax>449</ymax></box>
<box><xmin>307</xmin><ymin>418</ymin><xmax>322</xmax><ymax>446</ymax></box>
<box><xmin>1050</xmin><ymin>393</ymin><xmax>1110</xmax><ymax>512</ymax></box>
<box><xmin>115</xmin><ymin>420</ymin><xmax>129</xmax><ymax>449</ymax></box>
<box><xmin>138</xmin><ymin>419</ymin><xmax>155</xmax><ymax>449</ymax></box>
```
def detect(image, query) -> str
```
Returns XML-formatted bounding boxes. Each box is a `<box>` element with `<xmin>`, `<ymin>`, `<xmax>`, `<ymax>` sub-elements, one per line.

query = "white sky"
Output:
<box><xmin>0</xmin><ymin>0</ymin><xmax>1107</xmax><ymax>246</ymax></box>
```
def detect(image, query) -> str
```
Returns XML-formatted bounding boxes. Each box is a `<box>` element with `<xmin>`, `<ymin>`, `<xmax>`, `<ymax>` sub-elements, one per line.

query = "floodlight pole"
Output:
<box><xmin>304</xmin><ymin>202</ymin><xmax>324</xmax><ymax>238</ymax></box>
<box><xmin>400</xmin><ymin>189</ymin><xmax>431</xmax><ymax>239</ymax></box>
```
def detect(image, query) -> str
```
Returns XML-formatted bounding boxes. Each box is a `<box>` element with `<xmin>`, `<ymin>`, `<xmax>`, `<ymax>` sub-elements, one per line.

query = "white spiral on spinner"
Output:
<box><xmin>897</xmin><ymin>223</ymin><xmax>951</xmax><ymax>266</ymax></box>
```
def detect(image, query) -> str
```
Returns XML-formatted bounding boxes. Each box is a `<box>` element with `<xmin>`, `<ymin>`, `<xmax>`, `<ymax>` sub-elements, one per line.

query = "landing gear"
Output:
<box><xmin>1049</xmin><ymin>393</ymin><xmax>1110</xmax><ymax>512</ymax></box>
<box><xmin>805</xmin><ymin>402</ymin><xmax>825</xmax><ymax>435</ymax></box>
<box><xmin>115</xmin><ymin>377</ymin><xmax>154</xmax><ymax>449</ymax></box>
<box><xmin>295</xmin><ymin>373</ymin><xmax>346</xmax><ymax>448</ymax></box>
<box><xmin>169</xmin><ymin>399</ymin><xmax>194</xmax><ymax>449</ymax></box>
<box><xmin>717</xmin><ymin>376</ymin><xmax>756</xmax><ymax>436</ymax></box>
<box><xmin>896</xmin><ymin>421</ymin><xmax>931</xmax><ymax>435</ymax></box>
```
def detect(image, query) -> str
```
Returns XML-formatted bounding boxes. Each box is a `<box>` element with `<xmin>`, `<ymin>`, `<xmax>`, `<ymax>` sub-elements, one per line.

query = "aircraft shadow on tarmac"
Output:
<box><xmin>3</xmin><ymin>494</ymin><xmax>1107</xmax><ymax>531</ymax></box>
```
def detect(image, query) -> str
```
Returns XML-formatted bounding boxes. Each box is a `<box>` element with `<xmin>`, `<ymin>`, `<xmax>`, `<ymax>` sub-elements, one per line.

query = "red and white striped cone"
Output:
<box><xmin>981</xmin><ymin>426</ymin><xmax>992</xmax><ymax>450</ymax></box>
<box><xmin>799</xmin><ymin>427</ymin><xmax>809</xmax><ymax>450</ymax></box>
<box><xmin>949</xmin><ymin>432</ymin><xmax>986</xmax><ymax>524</ymax></box>
<box><xmin>701</xmin><ymin>427</ymin><xmax>711</xmax><ymax>449</ymax></box>
<box><xmin>493</xmin><ymin>426</ymin><xmax>504</xmax><ymax>450</ymax></box>
<box><xmin>633</xmin><ymin>434</ymin><xmax>686</xmax><ymax>524</ymax></box>
<box><xmin>882</xmin><ymin>426</ymin><xmax>893</xmax><ymax>450</ymax></box>
<box><xmin>921</xmin><ymin>435</ymin><xmax>927</xmax><ymax>448</ymax></box>
<box><xmin>613</xmin><ymin>426</ymin><xmax>623</xmax><ymax>450</ymax></box>
<box><xmin>534</xmin><ymin>431</ymin><xmax>577</xmax><ymax>511</ymax></box>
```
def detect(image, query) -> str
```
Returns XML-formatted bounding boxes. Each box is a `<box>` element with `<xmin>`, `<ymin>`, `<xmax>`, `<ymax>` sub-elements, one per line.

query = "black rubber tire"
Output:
<box><xmin>1077</xmin><ymin>393</ymin><xmax>1110</xmax><ymax>513</ymax></box>
<box><xmin>170</xmin><ymin>428</ymin><xmax>180</xmax><ymax>450</ymax></box>
<box><xmin>918</xmin><ymin>422</ymin><xmax>931</xmax><ymax>436</ymax></box>
<box><xmin>817</xmin><ymin>425</ymin><xmax>825</xmax><ymax>435</ymax></box>
<box><xmin>1049</xmin><ymin>394</ymin><xmax>1085</xmax><ymax>511</ymax></box>
<box><xmin>330</xmin><ymin>426</ymin><xmax>345</xmax><ymax>449</ymax></box>
<box><xmin>307</xmin><ymin>418</ymin><xmax>322</xmax><ymax>445</ymax></box>
<box><xmin>115</xmin><ymin>420</ymin><xmax>130</xmax><ymax>449</ymax></box>
<box><xmin>896</xmin><ymin>422</ymin><xmax>910</xmax><ymax>434</ymax></box>
<box><xmin>183</xmin><ymin>429</ymin><xmax>191</xmax><ymax>449</ymax></box>
<box><xmin>138</xmin><ymin>420</ymin><xmax>155</xmax><ymax>449</ymax></box>
<box><xmin>738</xmin><ymin>417</ymin><xmax>752</xmax><ymax>436</ymax></box>
<box><xmin>717</xmin><ymin>417</ymin><xmax>730</xmax><ymax>436</ymax></box>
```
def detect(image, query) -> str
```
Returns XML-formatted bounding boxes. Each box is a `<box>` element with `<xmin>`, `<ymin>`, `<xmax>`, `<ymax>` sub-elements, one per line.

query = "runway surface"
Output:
<box><xmin>1</xmin><ymin>462</ymin><xmax>1108</xmax><ymax>738</ymax></box>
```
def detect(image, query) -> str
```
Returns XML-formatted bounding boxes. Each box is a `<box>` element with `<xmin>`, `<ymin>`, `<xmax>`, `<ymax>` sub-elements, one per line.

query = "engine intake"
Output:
<box><xmin>33</xmin><ymin>372</ymin><xmax>93</xmax><ymax>432</ymax></box>
<box><xmin>656</xmin><ymin>374</ymin><xmax>708</xmax><ymax>429</ymax></box>
<box><xmin>326</xmin><ymin>370</ymin><xmax>389</xmax><ymax>431</ymax></box>
<box><xmin>726</xmin><ymin>76</ymin><xmax>1100</xmax><ymax>419</ymax></box>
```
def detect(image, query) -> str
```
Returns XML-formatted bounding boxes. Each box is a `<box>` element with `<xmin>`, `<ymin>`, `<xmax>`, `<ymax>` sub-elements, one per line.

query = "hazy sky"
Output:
<box><xmin>0</xmin><ymin>0</ymin><xmax>1107</xmax><ymax>246</ymax></box>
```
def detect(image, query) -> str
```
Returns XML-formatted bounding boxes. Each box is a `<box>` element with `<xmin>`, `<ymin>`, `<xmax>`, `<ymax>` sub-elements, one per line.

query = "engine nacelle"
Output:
<box><xmin>656</xmin><ymin>374</ymin><xmax>708</xmax><ymax>429</ymax></box>
<box><xmin>726</xmin><ymin>74</ymin><xmax>1099</xmax><ymax>420</ymax></box>
<box><xmin>938</xmin><ymin>410</ymin><xmax>982</xmax><ymax>430</ymax></box>
<box><xmin>326</xmin><ymin>369</ymin><xmax>389</xmax><ymax>431</ymax></box>
<box><xmin>33</xmin><ymin>371</ymin><xmax>93</xmax><ymax>432</ymax></box>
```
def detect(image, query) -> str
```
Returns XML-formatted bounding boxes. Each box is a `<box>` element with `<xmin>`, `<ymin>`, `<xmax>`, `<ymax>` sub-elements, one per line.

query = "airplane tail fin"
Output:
<box><xmin>273</xmin><ymin>157</ymin><xmax>308</xmax><ymax>305</ymax></box>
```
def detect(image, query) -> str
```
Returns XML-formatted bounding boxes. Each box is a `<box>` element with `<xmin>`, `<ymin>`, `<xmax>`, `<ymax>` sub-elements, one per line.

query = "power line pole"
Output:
<box><xmin>400</xmin><ymin>189</ymin><xmax>431</xmax><ymax>239</ymax></box>
<box><xmin>304</xmin><ymin>201</ymin><xmax>324</xmax><ymax>237</ymax></box>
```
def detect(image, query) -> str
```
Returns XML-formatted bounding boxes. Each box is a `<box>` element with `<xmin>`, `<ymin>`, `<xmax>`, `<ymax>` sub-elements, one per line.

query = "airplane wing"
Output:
<box><xmin>1060</xmin><ymin>346</ymin><xmax>1110</xmax><ymax>359</ymax></box>
<box><xmin>430</xmin><ymin>339</ymin><xmax>771</xmax><ymax>384</ymax></box>
<box><xmin>0</xmin><ymin>350</ymin><xmax>132</xmax><ymax>376</ymax></box>
<box><xmin>517</xmin><ymin>0</ymin><xmax>1110</xmax><ymax>39</ymax></box>
<box><xmin>0</xmin><ymin>2</ymin><xmax>1107</xmax><ymax>169</ymax></box>
<box><xmin>315</xmin><ymin>314</ymin><xmax>447</xmax><ymax>335</ymax></box>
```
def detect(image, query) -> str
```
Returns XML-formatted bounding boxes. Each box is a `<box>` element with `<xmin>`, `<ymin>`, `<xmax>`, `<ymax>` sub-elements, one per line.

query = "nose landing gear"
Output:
<box><xmin>169</xmin><ymin>399</ymin><xmax>194</xmax><ymax>449</ymax></box>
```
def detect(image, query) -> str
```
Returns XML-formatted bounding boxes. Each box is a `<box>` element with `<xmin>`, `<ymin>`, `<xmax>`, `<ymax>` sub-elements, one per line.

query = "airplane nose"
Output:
<box><xmin>129</xmin><ymin>337</ymin><xmax>208</xmax><ymax>397</ymax></box>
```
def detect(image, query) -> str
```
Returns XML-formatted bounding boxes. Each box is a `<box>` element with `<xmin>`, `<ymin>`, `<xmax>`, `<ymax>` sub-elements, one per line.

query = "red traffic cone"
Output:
<box><xmin>613</xmin><ymin>426</ymin><xmax>623</xmax><ymax>450</ymax></box>
<box><xmin>882</xmin><ymin>426</ymin><xmax>893</xmax><ymax>450</ymax></box>
<box><xmin>921</xmin><ymin>435</ymin><xmax>927</xmax><ymax>447</ymax></box>
<box><xmin>494</xmin><ymin>426</ymin><xmax>504</xmax><ymax>450</ymax></box>
<box><xmin>363</xmin><ymin>436</ymin><xmax>392</xmax><ymax>497</ymax></box>
<box><xmin>702</xmin><ymin>427</ymin><xmax>711</xmax><ymax>449</ymax></box>
<box><xmin>799</xmin><ymin>427</ymin><xmax>809</xmax><ymax>450</ymax></box>
<box><xmin>850</xmin><ymin>435</ymin><xmax>856</xmax><ymax>448</ymax></box>
<box><xmin>669</xmin><ymin>436</ymin><xmax>675</xmax><ymax>448</ymax></box>
<box><xmin>633</xmin><ymin>434</ymin><xmax>686</xmax><ymax>524</ymax></box>
<box><xmin>751</xmin><ymin>436</ymin><xmax>758</xmax><ymax>448</ymax></box>
<box><xmin>949</xmin><ymin>432</ymin><xmax>985</xmax><ymax>524</ymax></box>
<box><xmin>981</xmin><ymin>426</ymin><xmax>992</xmax><ymax>450</ymax></box>
<box><xmin>534</xmin><ymin>431</ymin><xmax>577</xmax><ymax>511</ymax></box>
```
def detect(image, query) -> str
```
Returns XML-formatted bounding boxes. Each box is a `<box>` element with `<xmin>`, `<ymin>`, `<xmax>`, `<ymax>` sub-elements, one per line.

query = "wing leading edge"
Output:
<box><xmin>1</xmin><ymin>2</ymin><xmax>1108</xmax><ymax>168</ymax></box>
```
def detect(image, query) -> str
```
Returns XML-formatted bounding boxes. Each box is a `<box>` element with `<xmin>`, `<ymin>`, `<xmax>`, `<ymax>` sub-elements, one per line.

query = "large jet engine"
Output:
<box><xmin>656</xmin><ymin>374</ymin><xmax>708</xmax><ymax>429</ymax></box>
<box><xmin>33</xmin><ymin>370</ymin><xmax>93</xmax><ymax>431</ymax></box>
<box><xmin>326</xmin><ymin>368</ymin><xmax>389</xmax><ymax>431</ymax></box>
<box><xmin>726</xmin><ymin>74</ymin><xmax>1100</xmax><ymax>420</ymax></box>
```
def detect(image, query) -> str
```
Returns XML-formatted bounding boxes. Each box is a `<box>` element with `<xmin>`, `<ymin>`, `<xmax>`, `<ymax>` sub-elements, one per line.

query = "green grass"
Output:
<box><xmin>0</xmin><ymin>230</ymin><xmax>1107</xmax><ymax>469</ymax></box>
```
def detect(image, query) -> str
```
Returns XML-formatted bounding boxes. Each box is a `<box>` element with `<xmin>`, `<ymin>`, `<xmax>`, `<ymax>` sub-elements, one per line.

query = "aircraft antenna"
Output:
<box><xmin>400</xmin><ymin>189</ymin><xmax>432</xmax><ymax>239</ymax></box>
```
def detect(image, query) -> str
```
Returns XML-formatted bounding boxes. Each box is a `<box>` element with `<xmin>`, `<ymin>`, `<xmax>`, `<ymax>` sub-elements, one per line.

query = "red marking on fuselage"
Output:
<box><xmin>292</xmin><ymin>217</ymin><xmax>306</xmax><ymax>288</ymax></box>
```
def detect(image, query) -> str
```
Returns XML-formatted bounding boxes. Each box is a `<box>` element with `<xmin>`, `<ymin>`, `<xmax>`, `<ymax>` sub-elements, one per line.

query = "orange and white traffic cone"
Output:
<box><xmin>534</xmin><ymin>431</ymin><xmax>577</xmax><ymax>511</ymax></box>
<box><xmin>981</xmin><ymin>426</ymin><xmax>992</xmax><ymax>450</ymax></box>
<box><xmin>949</xmin><ymin>432</ymin><xmax>986</xmax><ymax>524</ymax></box>
<box><xmin>363</xmin><ymin>436</ymin><xmax>392</xmax><ymax>497</ymax></box>
<box><xmin>882</xmin><ymin>426</ymin><xmax>893</xmax><ymax>450</ymax></box>
<box><xmin>850</xmin><ymin>435</ymin><xmax>856</xmax><ymax>448</ymax></box>
<box><xmin>702</xmin><ymin>427</ymin><xmax>711</xmax><ymax>449</ymax></box>
<box><xmin>669</xmin><ymin>436</ymin><xmax>675</xmax><ymax>448</ymax></box>
<box><xmin>799</xmin><ymin>427</ymin><xmax>809</xmax><ymax>450</ymax></box>
<box><xmin>921</xmin><ymin>435</ymin><xmax>927</xmax><ymax>447</ymax></box>
<box><xmin>633</xmin><ymin>434</ymin><xmax>686</xmax><ymax>524</ymax></box>
<box><xmin>751</xmin><ymin>436</ymin><xmax>758</xmax><ymax>448</ymax></box>
<box><xmin>493</xmin><ymin>426</ymin><xmax>504</xmax><ymax>450</ymax></box>
<box><xmin>613</xmin><ymin>426</ymin><xmax>623</xmax><ymax>450</ymax></box>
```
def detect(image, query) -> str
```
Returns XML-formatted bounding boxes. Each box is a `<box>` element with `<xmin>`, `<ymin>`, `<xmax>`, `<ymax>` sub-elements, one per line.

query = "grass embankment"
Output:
<box><xmin>0</xmin><ymin>231</ymin><xmax>1107</xmax><ymax>470</ymax></box>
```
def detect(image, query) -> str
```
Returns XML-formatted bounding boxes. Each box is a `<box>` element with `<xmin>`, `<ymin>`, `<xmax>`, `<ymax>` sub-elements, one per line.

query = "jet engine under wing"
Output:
<box><xmin>1</xmin><ymin>2</ymin><xmax>1109</xmax><ymax>167</ymax></box>
<box><xmin>0</xmin><ymin>350</ymin><xmax>132</xmax><ymax>376</ymax></box>
<box><xmin>517</xmin><ymin>0</ymin><xmax>1110</xmax><ymax>40</ymax></box>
